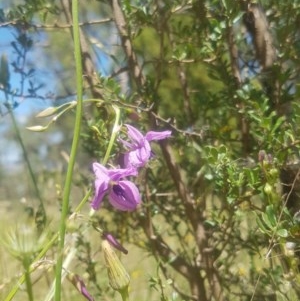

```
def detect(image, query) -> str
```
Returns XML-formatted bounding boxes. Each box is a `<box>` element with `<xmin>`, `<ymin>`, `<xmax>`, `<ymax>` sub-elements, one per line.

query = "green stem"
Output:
<box><xmin>23</xmin><ymin>256</ymin><xmax>34</xmax><ymax>301</ymax></box>
<box><xmin>119</xmin><ymin>288</ymin><xmax>130</xmax><ymax>301</ymax></box>
<box><xmin>9</xmin><ymin>108</ymin><xmax>46</xmax><ymax>224</ymax></box>
<box><xmin>3</xmin><ymin>188</ymin><xmax>91</xmax><ymax>301</ymax></box>
<box><xmin>54</xmin><ymin>0</ymin><xmax>83</xmax><ymax>299</ymax></box>
<box><xmin>102</xmin><ymin>105</ymin><xmax>121</xmax><ymax>165</ymax></box>
<box><xmin>75</xmin><ymin>189</ymin><xmax>92</xmax><ymax>213</ymax></box>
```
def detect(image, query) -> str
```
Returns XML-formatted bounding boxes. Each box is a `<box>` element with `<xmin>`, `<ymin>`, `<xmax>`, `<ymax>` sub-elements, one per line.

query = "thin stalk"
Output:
<box><xmin>4</xmin><ymin>189</ymin><xmax>91</xmax><ymax>301</ymax></box>
<box><xmin>4</xmin><ymin>103</ymin><xmax>117</xmax><ymax>300</ymax></box>
<box><xmin>119</xmin><ymin>288</ymin><xmax>130</xmax><ymax>301</ymax></box>
<box><xmin>9</xmin><ymin>108</ymin><xmax>46</xmax><ymax>223</ymax></box>
<box><xmin>102</xmin><ymin>105</ymin><xmax>120</xmax><ymax>165</ymax></box>
<box><xmin>54</xmin><ymin>0</ymin><xmax>83</xmax><ymax>299</ymax></box>
<box><xmin>23</xmin><ymin>256</ymin><xmax>34</xmax><ymax>301</ymax></box>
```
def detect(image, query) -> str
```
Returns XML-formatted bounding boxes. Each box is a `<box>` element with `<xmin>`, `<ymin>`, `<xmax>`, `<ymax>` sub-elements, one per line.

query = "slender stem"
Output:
<box><xmin>23</xmin><ymin>256</ymin><xmax>34</xmax><ymax>301</ymax></box>
<box><xmin>3</xmin><ymin>187</ymin><xmax>91</xmax><ymax>301</ymax></box>
<box><xmin>75</xmin><ymin>189</ymin><xmax>92</xmax><ymax>213</ymax></box>
<box><xmin>102</xmin><ymin>105</ymin><xmax>120</xmax><ymax>165</ymax></box>
<box><xmin>9</xmin><ymin>108</ymin><xmax>46</xmax><ymax>225</ymax></box>
<box><xmin>54</xmin><ymin>0</ymin><xmax>83</xmax><ymax>299</ymax></box>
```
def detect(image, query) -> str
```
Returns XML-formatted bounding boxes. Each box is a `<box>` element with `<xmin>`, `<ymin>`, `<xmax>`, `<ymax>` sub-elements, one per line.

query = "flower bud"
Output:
<box><xmin>263</xmin><ymin>183</ymin><xmax>273</xmax><ymax>195</ymax></box>
<box><xmin>269</xmin><ymin>168</ymin><xmax>278</xmax><ymax>178</ymax></box>
<box><xmin>36</xmin><ymin>106</ymin><xmax>58</xmax><ymax>117</ymax></box>
<box><xmin>103</xmin><ymin>232</ymin><xmax>128</xmax><ymax>254</ymax></box>
<box><xmin>258</xmin><ymin>150</ymin><xmax>266</xmax><ymax>163</ymax></box>
<box><xmin>102</xmin><ymin>239</ymin><xmax>130</xmax><ymax>292</ymax></box>
<box><xmin>67</xmin><ymin>273</ymin><xmax>94</xmax><ymax>301</ymax></box>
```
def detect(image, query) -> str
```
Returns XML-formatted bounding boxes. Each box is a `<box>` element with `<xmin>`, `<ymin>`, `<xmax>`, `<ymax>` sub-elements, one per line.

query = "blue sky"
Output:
<box><xmin>0</xmin><ymin>10</ymin><xmax>113</xmax><ymax>170</ymax></box>
<box><xmin>0</xmin><ymin>26</ymin><xmax>54</xmax><ymax>118</ymax></box>
<box><xmin>0</xmin><ymin>21</ymin><xmax>113</xmax><ymax>118</ymax></box>
<box><xmin>0</xmin><ymin>26</ymin><xmax>58</xmax><ymax>169</ymax></box>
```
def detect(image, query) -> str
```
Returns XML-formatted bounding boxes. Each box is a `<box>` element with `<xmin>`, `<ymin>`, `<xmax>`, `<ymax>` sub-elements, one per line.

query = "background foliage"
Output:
<box><xmin>1</xmin><ymin>0</ymin><xmax>300</xmax><ymax>300</ymax></box>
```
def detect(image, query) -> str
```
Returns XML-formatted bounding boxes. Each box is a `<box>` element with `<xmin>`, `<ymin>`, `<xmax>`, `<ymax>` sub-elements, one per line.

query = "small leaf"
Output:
<box><xmin>256</xmin><ymin>214</ymin><xmax>270</xmax><ymax>234</ymax></box>
<box><xmin>26</xmin><ymin>125</ymin><xmax>48</xmax><ymax>132</ymax></box>
<box><xmin>277</xmin><ymin>228</ymin><xmax>288</xmax><ymax>238</ymax></box>
<box><xmin>209</xmin><ymin>147</ymin><xmax>218</xmax><ymax>162</ymax></box>
<box><xmin>266</xmin><ymin>205</ymin><xmax>277</xmax><ymax>228</ymax></box>
<box><xmin>261</xmin><ymin>212</ymin><xmax>273</xmax><ymax>230</ymax></box>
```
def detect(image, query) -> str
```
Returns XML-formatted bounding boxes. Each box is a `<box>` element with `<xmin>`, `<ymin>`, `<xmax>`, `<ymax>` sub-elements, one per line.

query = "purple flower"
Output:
<box><xmin>68</xmin><ymin>273</ymin><xmax>94</xmax><ymax>301</ymax></box>
<box><xmin>91</xmin><ymin>163</ymin><xmax>141</xmax><ymax>211</ymax></box>
<box><xmin>121</xmin><ymin>124</ymin><xmax>171</xmax><ymax>168</ymax></box>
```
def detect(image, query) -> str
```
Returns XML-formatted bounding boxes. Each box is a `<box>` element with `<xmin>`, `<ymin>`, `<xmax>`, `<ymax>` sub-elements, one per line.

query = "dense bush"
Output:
<box><xmin>1</xmin><ymin>1</ymin><xmax>300</xmax><ymax>300</ymax></box>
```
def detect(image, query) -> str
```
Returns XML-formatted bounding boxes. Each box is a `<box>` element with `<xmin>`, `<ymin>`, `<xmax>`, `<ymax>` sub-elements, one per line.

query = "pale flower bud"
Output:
<box><xmin>102</xmin><ymin>239</ymin><xmax>130</xmax><ymax>292</ymax></box>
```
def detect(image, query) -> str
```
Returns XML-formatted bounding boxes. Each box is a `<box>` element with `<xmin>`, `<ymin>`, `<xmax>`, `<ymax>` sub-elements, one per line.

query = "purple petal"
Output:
<box><xmin>118</xmin><ymin>137</ymin><xmax>134</xmax><ymax>149</ymax></box>
<box><xmin>91</xmin><ymin>163</ymin><xmax>110</xmax><ymax>210</ymax></box>
<box><xmin>93</xmin><ymin>163</ymin><xmax>110</xmax><ymax>181</ymax></box>
<box><xmin>124</xmin><ymin>140</ymin><xmax>152</xmax><ymax>168</ymax></box>
<box><xmin>126</xmin><ymin>148</ymin><xmax>150</xmax><ymax>168</ymax></box>
<box><xmin>123</xmin><ymin>152</ymin><xmax>131</xmax><ymax>168</ymax></box>
<box><xmin>125</xmin><ymin>124</ymin><xmax>145</xmax><ymax>146</ymax></box>
<box><xmin>81</xmin><ymin>286</ymin><xmax>94</xmax><ymax>301</ymax></box>
<box><xmin>125</xmin><ymin>151</ymin><xmax>141</xmax><ymax>168</ymax></box>
<box><xmin>91</xmin><ymin>179</ymin><xmax>109</xmax><ymax>210</ymax></box>
<box><xmin>68</xmin><ymin>274</ymin><xmax>94</xmax><ymax>301</ymax></box>
<box><xmin>109</xmin><ymin>180</ymin><xmax>141</xmax><ymax>211</ymax></box>
<box><xmin>145</xmin><ymin>130</ymin><xmax>172</xmax><ymax>141</ymax></box>
<box><xmin>103</xmin><ymin>233</ymin><xmax>128</xmax><ymax>254</ymax></box>
<box><xmin>107</xmin><ymin>167</ymin><xmax>138</xmax><ymax>181</ymax></box>
<box><xmin>136</xmin><ymin>140</ymin><xmax>151</xmax><ymax>162</ymax></box>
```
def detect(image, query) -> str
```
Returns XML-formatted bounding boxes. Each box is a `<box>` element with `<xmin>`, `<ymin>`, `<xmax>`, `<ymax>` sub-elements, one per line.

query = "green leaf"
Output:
<box><xmin>276</xmin><ymin>228</ymin><xmax>288</xmax><ymax>238</ymax></box>
<box><xmin>265</xmin><ymin>205</ymin><xmax>277</xmax><ymax>228</ymax></box>
<box><xmin>208</xmin><ymin>147</ymin><xmax>218</xmax><ymax>162</ymax></box>
<box><xmin>256</xmin><ymin>214</ymin><xmax>271</xmax><ymax>234</ymax></box>
<box><xmin>261</xmin><ymin>212</ymin><xmax>274</xmax><ymax>230</ymax></box>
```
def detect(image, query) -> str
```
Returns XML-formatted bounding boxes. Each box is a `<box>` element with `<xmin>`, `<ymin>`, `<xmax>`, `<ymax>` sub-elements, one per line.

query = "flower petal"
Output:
<box><xmin>103</xmin><ymin>233</ymin><xmax>128</xmax><ymax>254</ymax></box>
<box><xmin>93</xmin><ymin>163</ymin><xmax>110</xmax><ymax>181</ymax></box>
<box><xmin>125</xmin><ymin>124</ymin><xmax>145</xmax><ymax>146</ymax></box>
<box><xmin>109</xmin><ymin>180</ymin><xmax>141</xmax><ymax>211</ymax></box>
<box><xmin>145</xmin><ymin>130</ymin><xmax>172</xmax><ymax>141</ymax></box>
<box><xmin>91</xmin><ymin>179</ymin><xmax>109</xmax><ymax>210</ymax></box>
<box><xmin>124</xmin><ymin>139</ymin><xmax>152</xmax><ymax>168</ymax></box>
<box><xmin>108</xmin><ymin>167</ymin><xmax>138</xmax><ymax>181</ymax></box>
<box><xmin>118</xmin><ymin>137</ymin><xmax>134</xmax><ymax>149</ymax></box>
<box><xmin>68</xmin><ymin>273</ymin><xmax>94</xmax><ymax>301</ymax></box>
<box><xmin>91</xmin><ymin>163</ymin><xmax>110</xmax><ymax>210</ymax></box>
<box><xmin>136</xmin><ymin>140</ymin><xmax>151</xmax><ymax>162</ymax></box>
<box><xmin>125</xmin><ymin>150</ymin><xmax>141</xmax><ymax>168</ymax></box>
